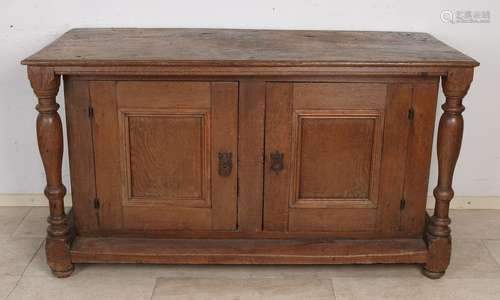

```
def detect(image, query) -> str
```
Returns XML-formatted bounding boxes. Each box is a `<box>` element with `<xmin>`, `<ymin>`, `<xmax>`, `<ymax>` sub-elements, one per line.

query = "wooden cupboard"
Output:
<box><xmin>22</xmin><ymin>28</ymin><xmax>478</xmax><ymax>279</ymax></box>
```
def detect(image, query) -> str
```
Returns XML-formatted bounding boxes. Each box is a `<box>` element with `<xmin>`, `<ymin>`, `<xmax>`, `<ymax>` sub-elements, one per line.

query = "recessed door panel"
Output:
<box><xmin>291</xmin><ymin>110</ymin><xmax>383</xmax><ymax>209</ymax></box>
<box><xmin>90</xmin><ymin>81</ymin><xmax>238</xmax><ymax>231</ymax></box>
<box><xmin>124</xmin><ymin>110</ymin><xmax>209</xmax><ymax>207</ymax></box>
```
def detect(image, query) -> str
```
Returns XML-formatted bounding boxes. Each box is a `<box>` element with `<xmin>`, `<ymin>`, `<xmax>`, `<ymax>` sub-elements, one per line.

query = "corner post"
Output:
<box><xmin>423</xmin><ymin>68</ymin><xmax>474</xmax><ymax>279</ymax></box>
<box><xmin>27</xmin><ymin>66</ymin><xmax>74</xmax><ymax>277</ymax></box>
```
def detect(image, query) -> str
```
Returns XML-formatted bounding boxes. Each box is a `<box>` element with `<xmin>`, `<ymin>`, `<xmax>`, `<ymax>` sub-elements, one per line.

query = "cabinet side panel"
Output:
<box><xmin>64</xmin><ymin>78</ymin><xmax>98</xmax><ymax>233</ymax></box>
<box><xmin>402</xmin><ymin>81</ymin><xmax>439</xmax><ymax>236</ymax></box>
<box><xmin>89</xmin><ymin>81</ymin><xmax>123</xmax><ymax>230</ymax></box>
<box><xmin>238</xmin><ymin>80</ymin><xmax>266</xmax><ymax>232</ymax></box>
<box><xmin>377</xmin><ymin>84</ymin><xmax>412</xmax><ymax>234</ymax></box>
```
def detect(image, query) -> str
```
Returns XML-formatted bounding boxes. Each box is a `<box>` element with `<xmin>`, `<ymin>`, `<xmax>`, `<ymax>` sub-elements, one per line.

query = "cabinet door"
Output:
<box><xmin>90</xmin><ymin>81</ymin><xmax>238</xmax><ymax>232</ymax></box>
<box><xmin>263</xmin><ymin>82</ymin><xmax>413</xmax><ymax>234</ymax></box>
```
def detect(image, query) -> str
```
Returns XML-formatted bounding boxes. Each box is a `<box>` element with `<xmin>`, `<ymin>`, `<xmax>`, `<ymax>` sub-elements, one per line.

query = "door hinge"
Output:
<box><xmin>88</xmin><ymin>106</ymin><xmax>94</xmax><ymax>119</ymax></box>
<box><xmin>400</xmin><ymin>198</ymin><xmax>406</xmax><ymax>210</ymax></box>
<box><xmin>93</xmin><ymin>197</ymin><xmax>100</xmax><ymax>210</ymax></box>
<box><xmin>408</xmin><ymin>107</ymin><xmax>415</xmax><ymax>121</ymax></box>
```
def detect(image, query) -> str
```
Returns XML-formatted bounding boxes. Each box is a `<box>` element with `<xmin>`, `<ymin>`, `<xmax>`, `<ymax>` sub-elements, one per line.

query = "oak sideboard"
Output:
<box><xmin>21</xmin><ymin>28</ymin><xmax>478</xmax><ymax>278</ymax></box>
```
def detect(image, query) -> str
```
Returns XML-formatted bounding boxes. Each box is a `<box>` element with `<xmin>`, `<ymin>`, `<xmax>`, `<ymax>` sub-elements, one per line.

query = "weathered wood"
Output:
<box><xmin>71</xmin><ymin>237</ymin><xmax>428</xmax><ymax>264</ymax></box>
<box><xmin>263</xmin><ymin>83</ymin><xmax>293</xmax><ymax>231</ymax></box>
<box><xmin>376</xmin><ymin>84</ymin><xmax>412</xmax><ymax>234</ymax></box>
<box><xmin>91</xmin><ymin>80</ymin><xmax>239</xmax><ymax>231</ymax></box>
<box><xmin>22</xmin><ymin>28</ymin><xmax>478</xmax><ymax>68</ymax></box>
<box><xmin>401</xmin><ymin>81</ymin><xmax>439</xmax><ymax>236</ymax></box>
<box><xmin>22</xmin><ymin>29</ymin><xmax>478</xmax><ymax>279</ymax></box>
<box><xmin>237</xmin><ymin>80</ymin><xmax>266</xmax><ymax>232</ymax></box>
<box><xmin>64</xmin><ymin>78</ymin><xmax>98</xmax><ymax>234</ymax></box>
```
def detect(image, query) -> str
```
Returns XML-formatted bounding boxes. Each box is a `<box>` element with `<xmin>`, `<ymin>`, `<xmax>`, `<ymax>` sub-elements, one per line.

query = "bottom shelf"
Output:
<box><xmin>70</xmin><ymin>237</ymin><xmax>428</xmax><ymax>265</ymax></box>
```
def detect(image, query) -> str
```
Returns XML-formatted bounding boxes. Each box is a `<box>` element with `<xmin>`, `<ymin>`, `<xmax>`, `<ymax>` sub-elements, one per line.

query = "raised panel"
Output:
<box><xmin>121</xmin><ymin>110</ymin><xmax>210</xmax><ymax>208</ymax></box>
<box><xmin>290</xmin><ymin>110</ymin><xmax>383</xmax><ymax>209</ymax></box>
<box><xmin>299</xmin><ymin>118</ymin><xmax>373</xmax><ymax>199</ymax></box>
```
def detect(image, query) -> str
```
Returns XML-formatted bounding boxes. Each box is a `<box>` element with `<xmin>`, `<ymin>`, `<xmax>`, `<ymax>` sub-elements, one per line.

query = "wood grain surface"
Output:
<box><xmin>22</xmin><ymin>28</ymin><xmax>478</xmax><ymax>67</ymax></box>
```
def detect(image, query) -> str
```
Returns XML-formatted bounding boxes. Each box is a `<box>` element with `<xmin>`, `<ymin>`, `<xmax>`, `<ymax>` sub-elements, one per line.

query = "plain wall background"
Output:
<box><xmin>1</xmin><ymin>0</ymin><xmax>498</xmax><ymax>199</ymax></box>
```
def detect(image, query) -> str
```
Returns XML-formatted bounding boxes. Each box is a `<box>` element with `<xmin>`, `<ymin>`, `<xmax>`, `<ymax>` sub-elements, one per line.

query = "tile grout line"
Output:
<box><xmin>480</xmin><ymin>239</ymin><xmax>500</xmax><ymax>268</ymax></box>
<box><xmin>149</xmin><ymin>278</ymin><xmax>160</xmax><ymax>300</ymax></box>
<box><xmin>5</xmin><ymin>238</ymin><xmax>44</xmax><ymax>299</ymax></box>
<box><xmin>10</xmin><ymin>207</ymin><xmax>33</xmax><ymax>238</ymax></box>
<box><xmin>329</xmin><ymin>278</ymin><xmax>337</xmax><ymax>300</ymax></box>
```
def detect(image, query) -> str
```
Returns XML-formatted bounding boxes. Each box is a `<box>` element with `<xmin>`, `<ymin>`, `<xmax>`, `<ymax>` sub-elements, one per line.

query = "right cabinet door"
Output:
<box><xmin>263</xmin><ymin>81</ymin><xmax>437</xmax><ymax>236</ymax></box>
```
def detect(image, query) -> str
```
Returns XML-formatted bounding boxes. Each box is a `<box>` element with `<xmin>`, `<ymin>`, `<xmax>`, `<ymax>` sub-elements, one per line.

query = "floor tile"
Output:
<box><xmin>42</xmin><ymin>259</ymin><xmax>332</xmax><ymax>280</ymax></box>
<box><xmin>0</xmin><ymin>237</ymin><xmax>42</xmax><ymax>276</ymax></box>
<box><xmin>327</xmin><ymin>264</ymin><xmax>423</xmax><ymax>278</ymax></box>
<box><xmin>483</xmin><ymin>240</ymin><xmax>500</xmax><ymax>266</ymax></box>
<box><xmin>9</xmin><ymin>207</ymin><xmax>500</xmax><ymax>299</ymax></box>
<box><xmin>152</xmin><ymin>277</ymin><xmax>335</xmax><ymax>300</ymax></box>
<box><xmin>21</xmin><ymin>241</ymin><xmax>52</xmax><ymax>277</ymax></box>
<box><xmin>7</xmin><ymin>273</ymin><xmax>155</xmax><ymax>300</ymax></box>
<box><xmin>148</xmin><ymin>265</ymin><xmax>335</xmax><ymax>280</ymax></box>
<box><xmin>0</xmin><ymin>275</ymin><xmax>20</xmax><ymax>300</ymax></box>
<box><xmin>450</xmin><ymin>210</ymin><xmax>500</xmax><ymax>239</ymax></box>
<box><xmin>0</xmin><ymin>207</ymin><xmax>31</xmax><ymax>237</ymax></box>
<box><xmin>12</xmin><ymin>207</ymin><xmax>48</xmax><ymax>238</ymax></box>
<box><xmin>332</xmin><ymin>277</ymin><xmax>500</xmax><ymax>300</ymax></box>
<box><xmin>445</xmin><ymin>239</ymin><xmax>500</xmax><ymax>278</ymax></box>
<box><xmin>58</xmin><ymin>262</ymin><xmax>421</xmax><ymax>281</ymax></box>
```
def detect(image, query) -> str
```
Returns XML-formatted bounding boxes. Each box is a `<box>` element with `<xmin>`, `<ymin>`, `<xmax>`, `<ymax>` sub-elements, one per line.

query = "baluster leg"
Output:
<box><xmin>28</xmin><ymin>66</ymin><xmax>74</xmax><ymax>278</ymax></box>
<box><xmin>423</xmin><ymin>68</ymin><xmax>474</xmax><ymax>279</ymax></box>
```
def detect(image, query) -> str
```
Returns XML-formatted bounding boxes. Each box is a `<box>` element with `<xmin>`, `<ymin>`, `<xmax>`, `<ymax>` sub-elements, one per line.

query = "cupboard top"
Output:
<box><xmin>22</xmin><ymin>28</ymin><xmax>478</xmax><ymax>68</ymax></box>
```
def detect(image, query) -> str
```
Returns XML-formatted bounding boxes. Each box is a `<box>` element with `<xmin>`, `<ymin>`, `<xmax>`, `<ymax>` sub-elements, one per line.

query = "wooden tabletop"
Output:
<box><xmin>21</xmin><ymin>28</ymin><xmax>478</xmax><ymax>67</ymax></box>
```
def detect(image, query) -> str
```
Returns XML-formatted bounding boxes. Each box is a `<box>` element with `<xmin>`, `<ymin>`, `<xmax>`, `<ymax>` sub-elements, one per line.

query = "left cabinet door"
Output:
<box><xmin>89</xmin><ymin>81</ymin><xmax>238</xmax><ymax>232</ymax></box>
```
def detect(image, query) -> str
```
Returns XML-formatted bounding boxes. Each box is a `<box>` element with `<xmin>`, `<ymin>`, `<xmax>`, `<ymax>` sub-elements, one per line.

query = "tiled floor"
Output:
<box><xmin>1</xmin><ymin>207</ymin><xmax>500</xmax><ymax>300</ymax></box>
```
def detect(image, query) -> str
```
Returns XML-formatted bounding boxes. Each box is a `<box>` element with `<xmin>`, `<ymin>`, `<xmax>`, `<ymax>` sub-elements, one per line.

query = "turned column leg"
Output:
<box><xmin>423</xmin><ymin>68</ymin><xmax>474</xmax><ymax>279</ymax></box>
<box><xmin>28</xmin><ymin>66</ymin><xmax>74</xmax><ymax>278</ymax></box>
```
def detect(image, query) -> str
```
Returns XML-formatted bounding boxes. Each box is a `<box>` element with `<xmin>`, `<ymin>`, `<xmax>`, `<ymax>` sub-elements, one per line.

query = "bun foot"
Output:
<box><xmin>51</xmin><ymin>265</ymin><xmax>75</xmax><ymax>278</ymax></box>
<box><xmin>422</xmin><ymin>267</ymin><xmax>445</xmax><ymax>279</ymax></box>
